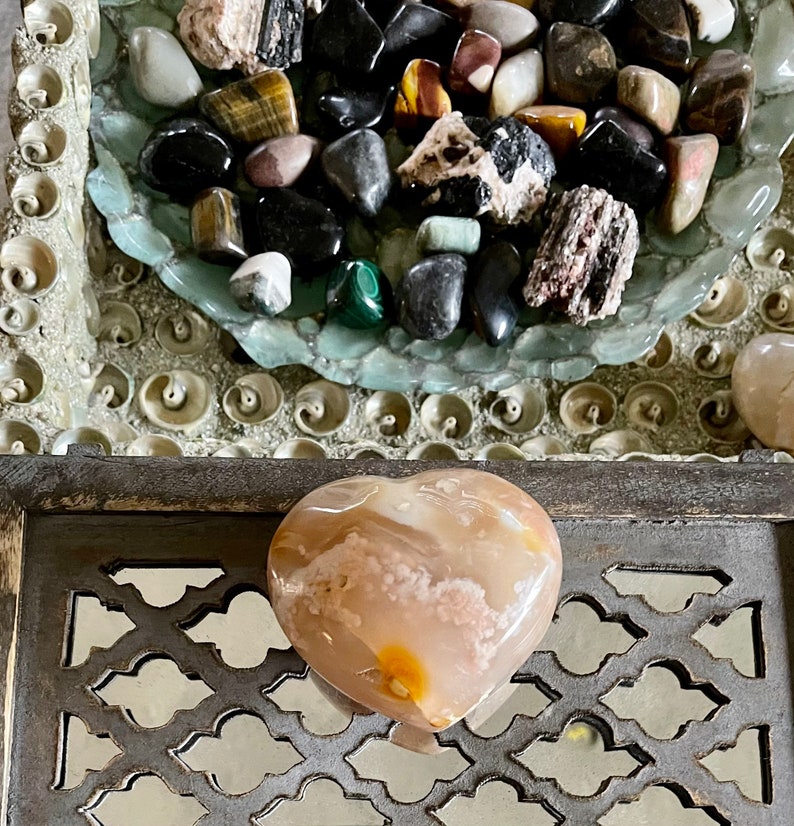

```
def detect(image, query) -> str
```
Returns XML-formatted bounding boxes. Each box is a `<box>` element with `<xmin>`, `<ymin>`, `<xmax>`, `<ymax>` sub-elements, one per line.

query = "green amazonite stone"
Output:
<box><xmin>416</xmin><ymin>216</ymin><xmax>481</xmax><ymax>256</ymax></box>
<box><xmin>326</xmin><ymin>259</ymin><xmax>389</xmax><ymax>329</ymax></box>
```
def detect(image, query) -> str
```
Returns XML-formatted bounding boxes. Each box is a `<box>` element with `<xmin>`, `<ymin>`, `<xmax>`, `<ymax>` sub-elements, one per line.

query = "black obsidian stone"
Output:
<box><xmin>318</xmin><ymin>85</ymin><xmax>395</xmax><ymax>132</ymax></box>
<box><xmin>537</xmin><ymin>0</ymin><xmax>623</xmax><ymax>27</ymax></box>
<box><xmin>255</xmin><ymin>188</ymin><xmax>344</xmax><ymax>270</ymax></box>
<box><xmin>138</xmin><ymin>118</ymin><xmax>235</xmax><ymax>198</ymax></box>
<box><xmin>479</xmin><ymin>117</ymin><xmax>556</xmax><ymax>185</ymax></box>
<box><xmin>622</xmin><ymin>0</ymin><xmax>693</xmax><ymax>79</ymax></box>
<box><xmin>300</xmin><ymin>69</ymin><xmax>338</xmax><ymax>137</ymax></box>
<box><xmin>469</xmin><ymin>241</ymin><xmax>522</xmax><ymax>347</ymax></box>
<box><xmin>311</xmin><ymin>0</ymin><xmax>385</xmax><ymax>76</ymax></box>
<box><xmin>397</xmin><ymin>254</ymin><xmax>467</xmax><ymax>340</ymax></box>
<box><xmin>571</xmin><ymin>120</ymin><xmax>667</xmax><ymax>214</ymax></box>
<box><xmin>433</xmin><ymin>176</ymin><xmax>493</xmax><ymax>217</ymax></box>
<box><xmin>381</xmin><ymin>2</ymin><xmax>460</xmax><ymax>70</ymax></box>
<box><xmin>593</xmin><ymin>106</ymin><xmax>656</xmax><ymax>151</ymax></box>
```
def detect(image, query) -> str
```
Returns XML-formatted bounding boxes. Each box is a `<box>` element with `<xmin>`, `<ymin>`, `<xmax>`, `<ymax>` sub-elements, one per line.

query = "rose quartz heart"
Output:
<box><xmin>267</xmin><ymin>469</ymin><xmax>562</xmax><ymax>731</ymax></box>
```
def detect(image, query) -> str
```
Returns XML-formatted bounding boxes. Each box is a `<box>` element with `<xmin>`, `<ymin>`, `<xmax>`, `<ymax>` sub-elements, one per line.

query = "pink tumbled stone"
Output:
<box><xmin>244</xmin><ymin>134</ymin><xmax>324</xmax><ymax>188</ymax></box>
<box><xmin>267</xmin><ymin>469</ymin><xmax>562</xmax><ymax>732</ymax></box>
<box><xmin>449</xmin><ymin>29</ymin><xmax>502</xmax><ymax>95</ymax></box>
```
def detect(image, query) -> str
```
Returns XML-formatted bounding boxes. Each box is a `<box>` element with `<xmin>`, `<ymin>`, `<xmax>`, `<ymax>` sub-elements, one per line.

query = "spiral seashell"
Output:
<box><xmin>487</xmin><ymin>382</ymin><xmax>546</xmax><ymax>435</ymax></box>
<box><xmin>97</xmin><ymin>301</ymin><xmax>142</xmax><ymax>347</ymax></box>
<box><xmin>636</xmin><ymin>330</ymin><xmax>674</xmax><ymax>370</ymax></box>
<box><xmin>72</xmin><ymin>56</ymin><xmax>91</xmax><ymax>128</ymax></box>
<box><xmin>17</xmin><ymin>121</ymin><xmax>67</xmax><ymax>167</ymax></box>
<box><xmin>127</xmin><ymin>435</ymin><xmax>183</xmax><ymax>457</ymax></box>
<box><xmin>16</xmin><ymin>64</ymin><xmax>65</xmax><ymax>109</ymax></box>
<box><xmin>475</xmin><ymin>442</ymin><xmax>527</xmax><ymax>461</ymax></box>
<box><xmin>273</xmin><ymin>438</ymin><xmax>327</xmax><ymax>459</ymax></box>
<box><xmin>89</xmin><ymin>363</ymin><xmax>132</xmax><ymax>410</ymax></box>
<box><xmin>698</xmin><ymin>390</ymin><xmax>751</xmax><ymax>444</ymax></box>
<box><xmin>624</xmin><ymin>382</ymin><xmax>679</xmax><ymax>431</ymax></box>
<box><xmin>0</xmin><ymin>236</ymin><xmax>59</xmax><ymax>297</ymax></box>
<box><xmin>746</xmin><ymin>227</ymin><xmax>794</xmax><ymax>271</ymax></box>
<box><xmin>103</xmin><ymin>249</ymin><xmax>145</xmax><ymax>293</ymax></box>
<box><xmin>364</xmin><ymin>391</ymin><xmax>412</xmax><ymax>437</ymax></box>
<box><xmin>23</xmin><ymin>0</ymin><xmax>74</xmax><ymax>45</ymax></box>
<box><xmin>139</xmin><ymin>370</ymin><xmax>212</xmax><ymax>431</ymax></box>
<box><xmin>0</xmin><ymin>419</ymin><xmax>41</xmax><ymax>454</ymax></box>
<box><xmin>212</xmin><ymin>438</ymin><xmax>261</xmax><ymax>458</ymax></box>
<box><xmin>407</xmin><ymin>441</ymin><xmax>460</xmax><ymax>460</ymax></box>
<box><xmin>760</xmin><ymin>284</ymin><xmax>794</xmax><ymax>332</ymax></box>
<box><xmin>0</xmin><ymin>354</ymin><xmax>44</xmax><ymax>405</ymax></box>
<box><xmin>294</xmin><ymin>380</ymin><xmax>350</xmax><ymax>436</ymax></box>
<box><xmin>10</xmin><ymin>173</ymin><xmax>60</xmax><ymax>220</ymax></box>
<box><xmin>692</xmin><ymin>341</ymin><xmax>737</xmax><ymax>378</ymax></box>
<box><xmin>222</xmin><ymin>373</ymin><xmax>283</xmax><ymax>425</ymax></box>
<box><xmin>559</xmin><ymin>383</ymin><xmax>616</xmax><ymax>435</ymax></box>
<box><xmin>690</xmin><ymin>275</ymin><xmax>749</xmax><ymax>328</ymax></box>
<box><xmin>520</xmin><ymin>435</ymin><xmax>568</xmax><ymax>458</ymax></box>
<box><xmin>347</xmin><ymin>444</ymin><xmax>389</xmax><ymax>459</ymax></box>
<box><xmin>589</xmin><ymin>430</ymin><xmax>652</xmax><ymax>457</ymax></box>
<box><xmin>155</xmin><ymin>310</ymin><xmax>211</xmax><ymax>356</ymax></box>
<box><xmin>51</xmin><ymin>427</ymin><xmax>112</xmax><ymax>456</ymax></box>
<box><xmin>0</xmin><ymin>298</ymin><xmax>40</xmax><ymax>336</ymax></box>
<box><xmin>419</xmin><ymin>394</ymin><xmax>474</xmax><ymax>441</ymax></box>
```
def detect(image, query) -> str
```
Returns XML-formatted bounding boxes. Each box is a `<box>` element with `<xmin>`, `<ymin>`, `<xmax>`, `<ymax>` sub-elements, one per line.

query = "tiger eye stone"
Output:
<box><xmin>199</xmin><ymin>69</ymin><xmax>299</xmax><ymax>144</ymax></box>
<box><xmin>191</xmin><ymin>187</ymin><xmax>247</xmax><ymax>265</ymax></box>
<box><xmin>394</xmin><ymin>59</ymin><xmax>452</xmax><ymax>129</ymax></box>
<box><xmin>514</xmin><ymin>105</ymin><xmax>586</xmax><ymax>159</ymax></box>
<box><xmin>267</xmin><ymin>469</ymin><xmax>562</xmax><ymax>732</ymax></box>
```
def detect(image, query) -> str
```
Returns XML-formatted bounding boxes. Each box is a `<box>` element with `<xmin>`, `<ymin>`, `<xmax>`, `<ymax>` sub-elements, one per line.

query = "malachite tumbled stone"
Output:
<box><xmin>416</xmin><ymin>216</ymin><xmax>481</xmax><ymax>256</ymax></box>
<box><xmin>190</xmin><ymin>186</ymin><xmax>246</xmax><ymax>265</ymax></box>
<box><xmin>199</xmin><ymin>69</ymin><xmax>299</xmax><ymax>144</ymax></box>
<box><xmin>326</xmin><ymin>259</ymin><xmax>390</xmax><ymax>329</ymax></box>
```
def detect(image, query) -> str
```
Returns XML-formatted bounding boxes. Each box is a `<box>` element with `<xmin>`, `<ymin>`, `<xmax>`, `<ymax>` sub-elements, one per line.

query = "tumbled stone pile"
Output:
<box><xmin>130</xmin><ymin>0</ymin><xmax>753</xmax><ymax>344</ymax></box>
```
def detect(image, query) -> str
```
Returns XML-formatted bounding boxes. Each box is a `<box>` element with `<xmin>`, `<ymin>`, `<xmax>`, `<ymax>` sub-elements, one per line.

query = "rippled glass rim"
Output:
<box><xmin>88</xmin><ymin>0</ymin><xmax>793</xmax><ymax>392</ymax></box>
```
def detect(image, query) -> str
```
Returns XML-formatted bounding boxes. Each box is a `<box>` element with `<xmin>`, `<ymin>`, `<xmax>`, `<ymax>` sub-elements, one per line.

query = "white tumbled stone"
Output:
<box><xmin>129</xmin><ymin>27</ymin><xmax>204</xmax><ymax>109</ymax></box>
<box><xmin>684</xmin><ymin>0</ymin><xmax>736</xmax><ymax>43</ymax></box>
<box><xmin>489</xmin><ymin>48</ymin><xmax>544</xmax><ymax>119</ymax></box>
<box><xmin>229</xmin><ymin>252</ymin><xmax>292</xmax><ymax>316</ymax></box>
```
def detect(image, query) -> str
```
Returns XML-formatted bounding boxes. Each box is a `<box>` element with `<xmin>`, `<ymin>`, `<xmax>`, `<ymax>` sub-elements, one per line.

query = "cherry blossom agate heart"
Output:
<box><xmin>267</xmin><ymin>469</ymin><xmax>562</xmax><ymax>731</ymax></box>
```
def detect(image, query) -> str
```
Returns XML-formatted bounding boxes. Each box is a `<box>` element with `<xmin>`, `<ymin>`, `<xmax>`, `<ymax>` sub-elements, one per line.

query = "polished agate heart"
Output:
<box><xmin>267</xmin><ymin>469</ymin><xmax>562</xmax><ymax>731</ymax></box>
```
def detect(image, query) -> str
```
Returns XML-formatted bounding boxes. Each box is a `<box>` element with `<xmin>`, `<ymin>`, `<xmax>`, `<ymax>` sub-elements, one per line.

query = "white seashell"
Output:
<box><xmin>0</xmin><ymin>298</ymin><xmax>41</xmax><ymax>336</ymax></box>
<box><xmin>559</xmin><ymin>382</ymin><xmax>616</xmax><ymax>434</ymax></box>
<box><xmin>104</xmin><ymin>248</ymin><xmax>145</xmax><ymax>292</ymax></box>
<box><xmin>97</xmin><ymin>301</ymin><xmax>142</xmax><ymax>347</ymax></box>
<box><xmin>0</xmin><ymin>419</ymin><xmax>41</xmax><ymax>454</ymax></box>
<box><xmin>83</xmin><ymin>281</ymin><xmax>101</xmax><ymax>337</ymax></box>
<box><xmin>17</xmin><ymin>120</ymin><xmax>68</xmax><ymax>166</ymax></box>
<box><xmin>52</xmin><ymin>427</ymin><xmax>112</xmax><ymax>456</ymax></box>
<box><xmin>616</xmin><ymin>452</ymin><xmax>659</xmax><ymax>462</ymax></box>
<box><xmin>589</xmin><ymin>430</ymin><xmax>652</xmax><ymax>457</ymax></box>
<box><xmin>10</xmin><ymin>172</ymin><xmax>61</xmax><ymax>220</ymax></box>
<box><xmin>273</xmin><ymin>438</ymin><xmax>327</xmax><ymax>459</ymax></box>
<box><xmin>760</xmin><ymin>284</ymin><xmax>794</xmax><ymax>332</ymax></box>
<box><xmin>84</xmin><ymin>0</ymin><xmax>101</xmax><ymax>58</ymax></box>
<box><xmin>488</xmin><ymin>382</ymin><xmax>545</xmax><ymax>434</ymax></box>
<box><xmin>697</xmin><ymin>390</ymin><xmax>751</xmax><ymax>443</ymax></box>
<box><xmin>684</xmin><ymin>453</ymin><xmax>728</xmax><ymax>462</ymax></box>
<box><xmin>222</xmin><ymin>373</ymin><xmax>283</xmax><ymax>424</ymax></box>
<box><xmin>406</xmin><ymin>441</ymin><xmax>460</xmax><ymax>460</ymax></box>
<box><xmin>294</xmin><ymin>380</ymin><xmax>350</xmax><ymax>436</ymax></box>
<box><xmin>127</xmin><ymin>434</ymin><xmax>183</xmax><ymax>457</ymax></box>
<box><xmin>690</xmin><ymin>275</ymin><xmax>748</xmax><ymax>327</ymax></box>
<box><xmin>139</xmin><ymin>370</ymin><xmax>212</xmax><ymax>431</ymax></box>
<box><xmin>0</xmin><ymin>236</ymin><xmax>59</xmax><ymax>297</ymax></box>
<box><xmin>16</xmin><ymin>64</ymin><xmax>65</xmax><ymax>109</ymax></box>
<box><xmin>155</xmin><ymin>310</ymin><xmax>211</xmax><ymax>356</ymax></box>
<box><xmin>636</xmin><ymin>330</ymin><xmax>674</xmax><ymax>370</ymax></box>
<box><xmin>64</xmin><ymin>192</ymin><xmax>86</xmax><ymax>247</ymax></box>
<box><xmin>0</xmin><ymin>354</ymin><xmax>44</xmax><ymax>405</ymax></box>
<box><xmin>773</xmin><ymin>451</ymin><xmax>794</xmax><ymax>463</ymax></box>
<box><xmin>104</xmin><ymin>422</ymin><xmax>138</xmax><ymax>443</ymax></box>
<box><xmin>520</xmin><ymin>435</ymin><xmax>568</xmax><ymax>458</ymax></box>
<box><xmin>624</xmin><ymin>382</ymin><xmax>679</xmax><ymax>431</ymax></box>
<box><xmin>692</xmin><ymin>340</ymin><xmax>737</xmax><ymax>378</ymax></box>
<box><xmin>475</xmin><ymin>442</ymin><xmax>527</xmax><ymax>460</ymax></box>
<box><xmin>419</xmin><ymin>394</ymin><xmax>473</xmax><ymax>440</ymax></box>
<box><xmin>745</xmin><ymin>226</ymin><xmax>794</xmax><ymax>271</ymax></box>
<box><xmin>89</xmin><ymin>363</ymin><xmax>132</xmax><ymax>410</ymax></box>
<box><xmin>23</xmin><ymin>0</ymin><xmax>74</xmax><ymax>46</ymax></box>
<box><xmin>364</xmin><ymin>391</ymin><xmax>412</xmax><ymax>437</ymax></box>
<box><xmin>212</xmin><ymin>438</ymin><xmax>261</xmax><ymax>458</ymax></box>
<box><xmin>347</xmin><ymin>444</ymin><xmax>389</xmax><ymax>459</ymax></box>
<box><xmin>73</xmin><ymin>56</ymin><xmax>91</xmax><ymax>128</ymax></box>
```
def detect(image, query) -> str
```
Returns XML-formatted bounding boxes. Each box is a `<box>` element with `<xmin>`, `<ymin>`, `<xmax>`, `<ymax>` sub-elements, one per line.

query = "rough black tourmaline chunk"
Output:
<box><xmin>311</xmin><ymin>0</ymin><xmax>385</xmax><ymax>76</ymax></box>
<box><xmin>256</xmin><ymin>0</ymin><xmax>304</xmax><ymax>68</ymax></box>
<box><xmin>479</xmin><ymin>117</ymin><xmax>556</xmax><ymax>185</ymax></box>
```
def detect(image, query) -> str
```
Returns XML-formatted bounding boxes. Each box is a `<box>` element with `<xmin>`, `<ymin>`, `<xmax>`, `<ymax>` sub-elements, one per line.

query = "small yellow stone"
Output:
<box><xmin>514</xmin><ymin>105</ymin><xmax>587</xmax><ymax>159</ymax></box>
<box><xmin>394</xmin><ymin>59</ymin><xmax>452</xmax><ymax>130</ymax></box>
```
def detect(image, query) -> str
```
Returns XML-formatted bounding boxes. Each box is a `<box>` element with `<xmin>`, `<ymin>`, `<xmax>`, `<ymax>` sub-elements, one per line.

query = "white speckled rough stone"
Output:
<box><xmin>129</xmin><ymin>27</ymin><xmax>204</xmax><ymax>109</ymax></box>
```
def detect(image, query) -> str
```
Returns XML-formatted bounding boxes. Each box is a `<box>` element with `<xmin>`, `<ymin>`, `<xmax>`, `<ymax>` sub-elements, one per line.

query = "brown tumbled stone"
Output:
<box><xmin>617</xmin><ymin>65</ymin><xmax>681</xmax><ymax>135</ymax></box>
<box><xmin>658</xmin><ymin>133</ymin><xmax>719</xmax><ymax>234</ymax></box>
<box><xmin>544</xmin><ymin>22</ymin><xmax>617</xmax><ymax>105</ymax></box>
<box><xmin>244</xmin><ymin>134</ymin><xmax>324</xmax><ymax>188</ymax></box>
<box><xmin>624</xmin><ymin>0</ymin><xmax>693</xmax><ymax>79</ymax></box>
